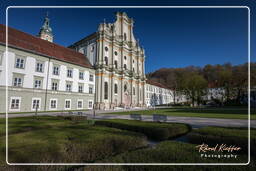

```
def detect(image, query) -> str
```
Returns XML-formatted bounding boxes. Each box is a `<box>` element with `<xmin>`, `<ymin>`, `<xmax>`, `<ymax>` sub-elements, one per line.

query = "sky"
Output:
<box><xmin>0</xmin><ymin>0</ymin><xmax>255</xmax><ymax>73</ymax></box>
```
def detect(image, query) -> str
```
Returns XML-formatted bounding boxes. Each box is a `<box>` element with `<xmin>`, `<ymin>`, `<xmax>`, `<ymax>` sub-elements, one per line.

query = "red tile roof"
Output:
<box><xmin>0</xmin><ymin>24</ymin><xmax>92</xmax><ymax>68</ymax></box>
<box><xmin>146</xmin><ymin>79</ymin><xmax>171</xmax><ymax>90</ymax></box>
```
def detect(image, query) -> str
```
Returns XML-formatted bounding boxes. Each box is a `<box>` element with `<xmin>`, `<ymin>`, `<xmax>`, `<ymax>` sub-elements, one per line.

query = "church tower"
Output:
<box><xmin>38</xmin><ymin>13</ymin><xmax>53</xmax><ymax>42</ymax></box>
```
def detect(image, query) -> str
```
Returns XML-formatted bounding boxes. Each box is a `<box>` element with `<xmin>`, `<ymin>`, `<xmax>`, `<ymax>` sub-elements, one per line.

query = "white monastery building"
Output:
<box><xmin>0</xmin><ymin>12</ymin><xmax>175</xmax><ymax>113</ymax></box>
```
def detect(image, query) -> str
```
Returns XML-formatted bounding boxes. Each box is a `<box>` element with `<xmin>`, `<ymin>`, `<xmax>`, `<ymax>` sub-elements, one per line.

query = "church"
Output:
<box><xmin>0</xmin><ymin>12</ymin><xmax>174</xmax><ymax>113</ymax></box>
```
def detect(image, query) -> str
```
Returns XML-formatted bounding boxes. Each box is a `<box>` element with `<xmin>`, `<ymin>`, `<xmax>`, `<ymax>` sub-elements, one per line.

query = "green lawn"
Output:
<box><xmin>105</xmin><ymin>107</ymin><xmax>256</xmax><ymax>120</ymax></box>
<box><xmin>0</xmin><ymin>116</ymin><xmax>147</xmax><ymax>164</ymax></box>
<box><xmin>0</xmin><ymin>116</ymin><xmax>255</xmax><ymax>171</ymax></box>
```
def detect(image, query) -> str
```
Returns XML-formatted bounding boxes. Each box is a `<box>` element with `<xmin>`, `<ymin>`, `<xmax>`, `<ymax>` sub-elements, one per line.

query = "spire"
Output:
<box><xmin>38</xmin><ymin>12</ymin><xmax>53</xmax><ymax>42</ymax></box>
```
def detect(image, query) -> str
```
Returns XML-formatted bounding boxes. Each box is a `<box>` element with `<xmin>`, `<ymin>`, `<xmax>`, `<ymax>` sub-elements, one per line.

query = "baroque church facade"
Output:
<box><xmin>69</xmin><ymin>12</ymin><xmax>146</xmax><ymax>109</ymax></box>
<box><xmin>0</xmin><ymin>12</ymin><xmax>173</xmax><ymax>113</ymax></box>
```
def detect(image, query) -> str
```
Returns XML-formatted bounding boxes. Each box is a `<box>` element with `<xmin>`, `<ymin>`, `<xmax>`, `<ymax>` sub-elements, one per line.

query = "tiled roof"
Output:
<box><xmin>146</xmin><ymin>79</ymin><xmax>170</xmax><ymax>90</ymax></box>
<box><xmin>0</xmin><ymin>24</ymin><xmax>92</xmax><ymax>68</ymax></box>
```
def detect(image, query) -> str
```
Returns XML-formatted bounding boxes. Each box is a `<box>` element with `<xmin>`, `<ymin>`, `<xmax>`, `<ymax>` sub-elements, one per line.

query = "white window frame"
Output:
<box><xmin>65</xmin><ymin>99</ymin><xmax>71</xmax><ymax>110</ymax></box>
<box><xmin>51</xmin><ymin>79</ymin><xmax>59</xmax><ymax>91</ymax></box>
<box><xmin>89</xmin><ymin>86</ymin><xmax>93</xmax><ymax>94</ymax></box>
<box><xmin>15</xmin><ymin>56</ymin><xmax>25</xmax><ymax>69</ymax></box>
<box><xmin>67</xmin><ymin>68</ymin><xmax>73</xmax><ymax>78</ymax></box>
<box><xmin>36</xmin><ymin>61</ymin><xmax>44</xmax><ymax>73</ymax></box>
<box><xmin>49</xmin><ymin>98</ymin><xmax>58</xmax><ymax>110</ymax></box>
<box><xmin>78</xmin><ymin>84</ymin><xmax>83</xmax><ymax>93</ymax></box>
<box><xmin>89</xmin><ymin>74</ymin><xmax>94</xmax><ymax>82</ymax></box>
<box><xmin>13</xmin><ymin>76</ymin><xmax>23</xmax><ymax>87</ymax></box>
<box><xmin>31</xmin><ymin>98</ymin><xmax>41</xmax><ymax>111</ymax></box>
<box><xmin>0</xmin><ymin>50</ymin><xmax>3</xmax><ymax>65</ymax></box>
<box><xmin>34</xmin><ymin>77</ymin><xmax>43</xmax><ymax>89</ymax></box>
<box><xmin>79</xmin><ymin>71</ymin><xmax>84</xmax><ymax>80</ymax></box>
<box><xmin>53</xmin><ymin>65</ymin><xmax>60</xmax><ymax>75</ymax></box>
<box><xmin>66</xmin><ymin>82</ymin><xmax>72</xmax><ymax>92</ymax></box>
<box><xmin>77</xmin><ymin>99</ymin><xmax>83</xmax><ymax>109</ymax></box>
<box><xmin>88</xmin><ymin>100</ymin><xmax>93</xmax><ymax>109</ymax></box>
<box><xmin>9</xmin><ymin>97</ymin><xmax>21</xmax><ymax>111</ymax></box>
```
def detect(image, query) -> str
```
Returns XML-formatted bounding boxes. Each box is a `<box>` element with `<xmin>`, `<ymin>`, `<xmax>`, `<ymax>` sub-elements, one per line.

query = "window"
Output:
<box><xmin>67</xmin><ymin>69</ymin><xmax>73</xmax><ymax>78</ymax></box>
<box><xmin>124</xmin><ymin>64</ymin><xmax>127</xmax><ymax>70</ymax></box>
<box><xmin>50</xmin><ymin>99</ymin><xmax>57</xmax><ymax>109</ymax></box>
<box><xmin>114</xmin><ymin>60</ymin><xmax>118</xmax><ymax>69</ymax></box>
<box><xmin>133</xmin><ymin>68</ymin><xmax>135</xmax><ymax>72</ymax></box>
<box><xmin>66</xmin><ymin>82</ymin><xmax>72</xmax><ymax>92</ymax></box>
<box><xmin>89</xmin><ymin>86</ymin><xmax>93</xmax><ymax>94</ymax></box>
<box><xmin>124</xmin><ymin>56</ymin><xmax>127</xmax><ymax>60</ymax></box>
<box><xmin>89</xmin><ymin>74</ymin><xmax>94</xmax><ymax>81</ymax></box>
<box><xmin>10</xmin><ymin>97</ymin><xmax>21</xmax><ymax>110</ymax></box>
<box><xmin>32</xmin><ymin>98</ymin><xmax>41</xmax><ymax>110</ymax></box>
<box><xmin>77</xmin><ymin>100</ymin><xmax>83</xmax><ymax>109</ymax></box>
<box><xmin>0</xmin><ymin>51</ymin><xmax>4</xmax><ymax>65</ymax></box>
<box><xmin>13</xmin><ymin>77</ymin><xmax>22</xmax><ymax>87</ymax></box>
<box><xmin>124</xmin><ymin>33</ymin><xmax>127</xmax><ymax>41</ymax></box>
<box><xmin>105</xmin><ymin>46</ymin><xmax>108</xmax><ymax>51</ymax></box>
<box><xmin>36</xmin><ymin>62</ymin><xmax>44</xmax><ymax>72</ymax></box>
<box><xmin>15</xmin><ymin>57</ymin><xmax>25</xmax><ymax>69</ymax></box>
<box><xmin>65</xmin><ymin>99</ymin><xmax>71</xmax><ymax>109</ymax></box>
<box><xmin>88</xmin><ymin>101</ymin><xmax>93</xmax><ymax>109</ymax></box>
<box><xmin>78</xmin><ymin>84</ymin><xmax>83</xmax><ymax>93</ymax></box>
<box><xmin>34</xmin><ymin>79</ymin><xmax>42</xmax><ymax>89</ymax></box>
<box><xmin>104</xmin><ymin>56</ymin><xmax>108</xmax><ymax>65</ymax></box>
<box><xmin>79</xmin><ymin>71</ymin><xmax>84</xmax><ymax>80</ymax></box>
<box><xmin>124</xmin><ymin>84</ymin><xmax>127</xmax><ymax>92</ymax></box>
<box><xmin>91</xmin><ymin>45</ymin><xmax>94</xmax><ymax>52</ymax></box>
<box><xmin>51</xmin><ymin>80</ymin><xmax>58</xmax><ymax>91</ymax></box>
<box><xmin>133</xmin><ymin>87</ymin><xmax>135</xmax><ymax>95</ymax></box>
<box><xmin>104</xmin><ymin>82</ymin><xmax>108</xmax><ymax>100</ymax></box>
<box><xmin>114</xmin><ymin>84</ymin><xmax>118</xmax><ymax>94</ymax></box>
<box><xmin>114</xmin><ymin>51</ymin><xmax>118</xmax><ymax>56</ymax></box>
<box><xmin>133</xmin><ymin>60</ymin><xmax>134</xmax><ymax>63</ymax></box>
<box><xmin>53</xmin><ymin>65</ymin><xmax>59</xmax><ymax>75</ymax></box>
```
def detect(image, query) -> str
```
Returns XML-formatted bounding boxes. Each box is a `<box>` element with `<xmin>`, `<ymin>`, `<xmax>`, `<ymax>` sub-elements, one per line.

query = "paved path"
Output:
<box><xmin>1</xmin><ymin>108</ymin><xmax>255</xmax><ymax>128</ymax></box>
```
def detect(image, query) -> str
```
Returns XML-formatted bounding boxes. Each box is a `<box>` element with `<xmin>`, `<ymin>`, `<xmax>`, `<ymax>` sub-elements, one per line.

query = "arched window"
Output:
<box><xmin>104</xmin><ymin>82</ymin><xmax>108</xmax><ymax>100</ymax></box>
<box><xmin>124</xmin><ymin>33</ymin><xmax>127</xmax><ymax>41</ymax></box>
<box><xmin>104</xmin><ymin>56</ymin><xmax>108</xmax><ymax>65</ymax></box>
<box><xmin>114</xmin><ymin>84</ymin><xmax>118</xmax><ymax>94</ymax></box>
<box><xmin>124</xmin><ymin>56</ymin><xmax>127</xmax><ymax>60</ymax></box>
<box><xmin>105</xmin><ymin>46</ymin><xmax>108</xmax><ymax>51</ymax></box>
<box><xmin>133</xmin><ymin>87</ymin><xmax>135</xmax><ymax>95</ymax></box>
<box><xmin>114</xmin><ymin>51</ymin><xmax>118</xmax><ymax>56</ymax></box>
<box><xmin>114</xmin><ymin>60</ymin><xmax>118</xmax><ymax>69</ymax></box>
<box><xmin>140</xmin><ymin>88</ymin><xmax>142</xmax><ymax>101</ymax></box>
<box><xmin>124</xmin><ymin>84</ymin><xmax>127</xmax><ymax>92</ymax></box>
<box><xmin>124</xmin><ymin>64</ymin><xmax>127</xmax><ymax>70</ymax></box>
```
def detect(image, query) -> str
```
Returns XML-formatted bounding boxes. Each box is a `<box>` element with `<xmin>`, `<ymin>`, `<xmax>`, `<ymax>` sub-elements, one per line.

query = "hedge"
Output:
<box><xmin>187</xmin><ymin>126</ymin><xmax>256</xmax><ymax>155</ymax></box>
<box><xmin>95</xmin><ymin>119</ymin><xmax>191</xmax><ymax>141</ymax></box>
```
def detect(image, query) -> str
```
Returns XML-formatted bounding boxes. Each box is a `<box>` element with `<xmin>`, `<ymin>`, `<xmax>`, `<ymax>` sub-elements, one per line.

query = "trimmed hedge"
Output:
<box><xmin>98</xmin><ymin>141</ymin><xmax>248</xmax><ymax>168</ymax></box>
<box><xmin>187</xmin><ymin>127</ymin><xmax>256</xmax><ymax>155</ymax></box>
<box><xmin>95</xmin><ymin>119</ymin><xmax>191</xmax><ymax>141</ymax></box>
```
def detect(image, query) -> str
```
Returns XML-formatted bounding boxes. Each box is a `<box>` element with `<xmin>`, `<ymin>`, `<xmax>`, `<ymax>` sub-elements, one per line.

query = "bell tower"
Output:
<box><xmin>38</xmin><ymin>12</ymin><xmax>53</xmax><ymax>42</ymax></box>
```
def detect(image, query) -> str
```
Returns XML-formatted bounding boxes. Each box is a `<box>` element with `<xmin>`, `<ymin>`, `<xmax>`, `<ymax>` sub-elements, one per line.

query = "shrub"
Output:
<box><xmin>95</xmin><ymin>119</ymin><xmax>191</xmax><ymax>141</ymax></box>
<box><xmin>187</xmin><ymin>127</ymin><xmax>256</xmax><ymax>155</ymax></box>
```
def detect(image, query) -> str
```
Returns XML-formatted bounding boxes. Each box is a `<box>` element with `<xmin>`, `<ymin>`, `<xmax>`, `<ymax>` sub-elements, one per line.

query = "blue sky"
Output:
<box><xmin>0</xmin><ymin>0</ymin><xmax>255</xmax><ymax>73</ymax></box>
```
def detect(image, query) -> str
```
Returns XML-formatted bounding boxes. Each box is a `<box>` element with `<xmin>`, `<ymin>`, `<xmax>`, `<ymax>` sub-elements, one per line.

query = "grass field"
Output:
<box><xmin>0</xmin><ymin>116</ymin><xmax>255</xmax><ymax>171</ymax></box>
<box><xmin>105</xmin><ymin>107</ymin><xmax>256</xmax><ymax>120</ymax></box>
<box><xmin>0</xmin><ymin>116</ymin><xmax>147</xmax><ymax>164</ymax></box>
